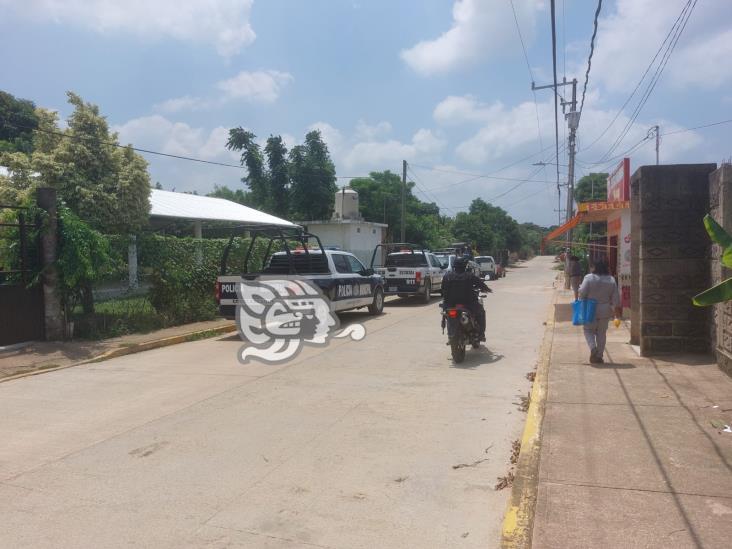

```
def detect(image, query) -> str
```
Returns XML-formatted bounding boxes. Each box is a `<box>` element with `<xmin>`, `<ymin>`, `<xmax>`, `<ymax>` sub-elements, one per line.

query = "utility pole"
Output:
<box><xmin>534</xmin><ymin>77</ymin><xmax>578</xmax><ymax>288</ymax></box>
<box><xmin>653</xmin><ymin>125</ymin><xmax>660</xmax><ymax>165</ymax></box>
<box><xmin>401</xmin><ymin>160</ymin><xmax>407</xmax><ymax>242</ymax></box>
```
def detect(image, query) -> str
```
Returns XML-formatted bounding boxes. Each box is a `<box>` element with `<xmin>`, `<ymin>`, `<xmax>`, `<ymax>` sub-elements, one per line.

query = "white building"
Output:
<box><xmin>301</xmin><ymin>188</ymin><xmax>387</xmax><ymax>266</ymax></box>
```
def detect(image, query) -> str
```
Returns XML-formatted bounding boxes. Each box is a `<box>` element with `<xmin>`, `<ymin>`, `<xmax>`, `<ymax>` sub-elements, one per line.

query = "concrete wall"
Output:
<box><xmin>631</xmin><ymin>164</ymin><xmax>716</xmax><ymax>356</ymax></box>
<box><xmin>305</xmin><ymin>221</ymin><xmax>385</xmax><ymax>266</ymax></box>
<box><xmin>708</xmin><ymin>164</ymin><xmax>732</xmax><ymax>375</ymax></box>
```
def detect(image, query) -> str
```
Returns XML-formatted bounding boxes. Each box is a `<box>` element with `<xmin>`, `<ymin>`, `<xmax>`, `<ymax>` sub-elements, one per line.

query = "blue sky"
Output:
<box><xmin>1</xmin><ymin>0</ymin><xmax>730</xmax><ymax>226</ymax></box>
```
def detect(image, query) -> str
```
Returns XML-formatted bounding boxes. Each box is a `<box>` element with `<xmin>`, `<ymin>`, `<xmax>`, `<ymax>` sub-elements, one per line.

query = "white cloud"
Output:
<box><xmin>587</xmin><ymin>0</ymin><xmax>732</xmax><ymax>93</ymax></box>
<box><xmin>400</xmin><ymin>0</ymin><xmax>542</xmax><ymax>76</ymax></box>
<box><xmin>0</xmin><ymin>0</ymin><xmax>256</xmax><ymax>57</ymax></box>
<box><xmin>113</xmin><ymin>115</ymin><xmax>238</xmax><ymax>163</ymax></box>
<box><xmin>155</xmin><ymin>70</ymin><xmax>293</xmax><ymax>113</ymax></box>
<box><xmin>342</xmin><ymin>129</ymin><xmax>446</xmax><ymax>173</ymax></box>
<box><xmin>305</xmin><ymin>121</ymin><xmax>445</xmax><ymax>175</ymax></box>
<box><xmin>433</xmin><ymin>95</ymin><xmax>502</xmax><ymax>126</ymax></box>
<box><xmin>153</xmin><ymin>95</ymin><xmax>209</xmax><ymax>114</ymax></box>
<box><xmin>111</xmin><ymin>115</ymin><xmax>246</xmax><ymax>193</ymax></box>
<box><xmin>355</xmin><ymin>120</ymin><xmax>392</xmax><ymax>141</ymax></box>
<box><xmin>216</xmin><ymin>70</ymin><xmax>294</xmax><ymax>103</ymax></box>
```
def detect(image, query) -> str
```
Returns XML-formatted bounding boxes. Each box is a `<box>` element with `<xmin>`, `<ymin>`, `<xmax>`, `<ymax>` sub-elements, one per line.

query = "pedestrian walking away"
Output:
<box><xmin>578</xmin><ymin>259</ymin><xmax>621</xmax><ymax>364</ymax></box>
<box><xmin>568</xmin><ymin>255</ymin><xmax>583</xmax><ymax>301</ymax></box>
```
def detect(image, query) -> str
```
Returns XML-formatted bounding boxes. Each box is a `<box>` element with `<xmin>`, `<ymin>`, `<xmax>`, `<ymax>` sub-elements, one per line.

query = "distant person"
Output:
<box><xmin>569</xmin><ymin>255</ymin><xmax>583</xmax><ymax>300</ymax></box>
<box><xmin>578</xmin><ymin>259</ymin><xmax>621</xmax><ymax>364</ymax></box>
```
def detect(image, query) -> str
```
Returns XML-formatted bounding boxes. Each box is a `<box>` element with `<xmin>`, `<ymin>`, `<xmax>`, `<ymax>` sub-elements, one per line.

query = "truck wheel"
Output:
<box><xmin>368</xmin><ymin>287</ymin><xmax>384</xmax><ymax>315</ymax></box>
<box><xmin>423</xmin><ymin>280</ymin><xmax>432</xmax><ymax>303</ymax></box>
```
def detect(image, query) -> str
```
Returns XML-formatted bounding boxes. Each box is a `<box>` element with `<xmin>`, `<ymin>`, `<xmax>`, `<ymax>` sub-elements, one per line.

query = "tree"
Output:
<box><xmin>349</xmin><ymin>170</ymin><xmax>450</xmax><ymax>247</ymax></box>
<box><xmin>289</xmin><ymin>130</ymin><xmax>337</xmax><ymax>221</ymax></box>
<box><xmin>0</xmin><ymin>90</ymin><xmax>38</xmax><ymax>154</ymax></box>
<box><xmin>226</xmin><ymin>128</ymin><xmax>268</xmax><ymax>210</ymax></box>
<box><xmin>1</xmin><ymin>92</ymin><xmax>151</xmax><ymax>313</ymax></box>
<box><xmin>207</xmin><ymin>184</ymin><xmax>252</xmax><ymax>205</ymax></box>
<box><xmin>264</xmin><ymin>135</ymin><xmax>289</xmax><ymax>218</ymax></box>
<box><xmin>574</xmin><ymin>173</ymin><xmax>608</xmax><ymax>203</ymax></box>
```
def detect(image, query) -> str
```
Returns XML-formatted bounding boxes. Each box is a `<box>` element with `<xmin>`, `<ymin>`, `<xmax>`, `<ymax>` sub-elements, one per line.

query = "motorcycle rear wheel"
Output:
<box><xmin>450</xmin><ymin>338</ymin><xmax>466</xmax><ymax>363</ymax></box>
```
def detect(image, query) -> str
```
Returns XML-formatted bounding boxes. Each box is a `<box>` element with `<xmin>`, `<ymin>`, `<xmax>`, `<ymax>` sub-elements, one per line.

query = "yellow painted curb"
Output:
<box><xmin>0</xmin><ymin>324</ymin><xmax>237</xmax><ymax>384</ymax></box>
<box><xmin>500</xmin><ymin>285</ymin><xmax>557</xmax><ymax>549</ymax></box>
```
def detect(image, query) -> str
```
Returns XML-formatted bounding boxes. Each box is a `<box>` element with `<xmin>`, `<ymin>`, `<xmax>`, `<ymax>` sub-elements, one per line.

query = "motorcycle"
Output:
<box><xmin>441</xmin><ymin>292</ymin><xmax>488</xmax><ymax>363</ymax></box>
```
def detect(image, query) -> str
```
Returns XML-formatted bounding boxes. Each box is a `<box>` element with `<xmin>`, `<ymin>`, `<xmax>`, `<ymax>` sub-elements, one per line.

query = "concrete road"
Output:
<box><xmin>0</xmin><ymin>256</ymin><xmax>556</xmax><ymax>549</ymax></box>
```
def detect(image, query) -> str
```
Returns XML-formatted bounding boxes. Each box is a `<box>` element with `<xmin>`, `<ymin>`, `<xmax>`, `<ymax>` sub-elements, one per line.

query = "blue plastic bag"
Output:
<box><xmin>572</xmin><ymin>299</ymin><xmax>597</xmax><ymax>326</ymax></box>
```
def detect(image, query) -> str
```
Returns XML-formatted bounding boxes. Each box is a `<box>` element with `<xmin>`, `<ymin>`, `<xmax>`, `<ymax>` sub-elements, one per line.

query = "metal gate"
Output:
<box><xmin>0</xmin><ymin>205</ymin><xmax>44</xmax><ymax>345</ymax></box>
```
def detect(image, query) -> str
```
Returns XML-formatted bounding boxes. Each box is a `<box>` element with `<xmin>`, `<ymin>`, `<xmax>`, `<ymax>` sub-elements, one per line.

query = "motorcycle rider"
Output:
<box><xmin>442</xmin><ymin>256</ymin><xmax>491</xmax><ymax>341</ymax></box>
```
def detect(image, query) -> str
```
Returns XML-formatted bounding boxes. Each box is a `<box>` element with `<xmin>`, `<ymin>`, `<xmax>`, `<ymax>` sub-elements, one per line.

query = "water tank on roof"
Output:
<box><xmin>333</xmin><ymin>187</ymin><xmax>361</xmax><ymax>220</ymax></box>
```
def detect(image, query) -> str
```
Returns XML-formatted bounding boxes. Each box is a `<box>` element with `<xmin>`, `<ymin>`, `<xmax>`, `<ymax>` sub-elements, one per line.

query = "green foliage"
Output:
<box><xmin>227</xmin><ymin>127</ymin><xmax>268</xmax><ymax>208</ymax></box>
<box><xmin>694</xmin><ymin>215</ymin><xmax>732</xmax><ymax>306</ymax></box>
<box><xmin>289</xmin><ymin>130</ymin><xmax>338</xmax><ymax>221</ymax></box>
<box><xmin>0</xmin><ymin>90</ymin><xmax>38</xmax><ymax>154</ymax></box>
<box><xmin>207</xmin><ymin>184</ymin><xmax>252</xmax><ymax>206</ymax></box>
<box><xmin>574</xmin><ymin>172</ymin><xmax>608</xmax><ymax>203</ymax></box>
<box><xmin>265</xmin><ymin>135</ymin><xmax>290</xmax><ymax>217</ymax></box>
<box><xmin>148</xmin><ymin>262</ymin><xmax>218</xmax><ymax>324</ymax></box>
<box><xmin>452</xmin><ymin>198</ymin><xmax>523</xmax><ymax>257</ymax></box>
<box><xmin>57</xmin><ymin>207</ymin><xmax>115</xmax><ymax>313</ymax></box>
<box><xmin>0</xmin><ymin>91</ymin><xmax>151</xmax><ymax>234</ymax></box>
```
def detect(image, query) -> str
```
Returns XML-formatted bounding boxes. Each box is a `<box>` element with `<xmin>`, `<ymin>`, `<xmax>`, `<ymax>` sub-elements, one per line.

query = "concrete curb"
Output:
<box><xmin>500</xmin><ymin>285</ymin><xmax>557</xmax><ymax>548</ymax></box>
<box><xmin>0</xmin><ymin>323</ymin><xmax>237</xmax><ymax>385</ymax></box>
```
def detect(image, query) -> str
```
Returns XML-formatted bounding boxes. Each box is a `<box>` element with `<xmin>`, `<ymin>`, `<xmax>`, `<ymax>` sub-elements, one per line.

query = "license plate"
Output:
<box><xmin>389</xmin><ymin>286</ymin><xmax>397</xmax><ymax>292</ymax></box>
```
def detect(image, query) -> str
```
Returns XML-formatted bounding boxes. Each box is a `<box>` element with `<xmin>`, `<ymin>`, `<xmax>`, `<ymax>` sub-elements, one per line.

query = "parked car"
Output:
<box><xmin>474</xmin><ymin>256</ymin><xmax>497</xmax><ymax>280</ymax></box>
<box><xmin>370</xmin><ymin>244</ymin><xmax>443</xmax><ymax>303</ymax></box>
<box><xmin>216</xmin><ymin>231</ymin><xmax>385</xmax><ymax>318</ymax></box>
<box><xmin>440</xmin><ymin>254</ymin><xmax>480</xmax><ymax>276</ymax></box>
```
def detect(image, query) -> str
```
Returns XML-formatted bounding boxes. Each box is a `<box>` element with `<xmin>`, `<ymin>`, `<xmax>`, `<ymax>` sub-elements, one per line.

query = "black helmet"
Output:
<box><xmin>453</xmin><ymin>256</ymin><xmax>469</xmax><ymax>272</ymax></box>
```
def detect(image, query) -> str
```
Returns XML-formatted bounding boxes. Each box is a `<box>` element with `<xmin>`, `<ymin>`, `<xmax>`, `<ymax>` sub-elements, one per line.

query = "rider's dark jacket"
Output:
<box><xmin>442</xmin><ymin>271</ymin><xmax>489</xmax><ymax>308</ymax></box>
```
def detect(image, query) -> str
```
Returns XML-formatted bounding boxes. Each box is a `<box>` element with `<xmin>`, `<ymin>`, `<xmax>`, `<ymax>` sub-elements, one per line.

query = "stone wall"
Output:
<box><xmin>708</xmin><ymin>164</ymin><xmax>732</xmax><ymax>375</ymax></box>
<box><xmin>631</xmin><ymin>164</ymin><xmax>716</xmax><ymax>356</ymax></box>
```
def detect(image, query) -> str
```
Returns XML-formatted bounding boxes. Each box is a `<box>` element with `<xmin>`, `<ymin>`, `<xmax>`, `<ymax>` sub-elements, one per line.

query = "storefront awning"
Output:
<box><xmin>541</xmin><ymin>200</ymin><xmax>630</xmax><ymax>252</ymax></box>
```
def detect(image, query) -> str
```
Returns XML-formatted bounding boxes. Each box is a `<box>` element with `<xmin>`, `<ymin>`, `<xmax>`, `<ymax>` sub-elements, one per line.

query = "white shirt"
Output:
<box><xmin>578</xmin><ymin>274</ymin><xmax>621</xmax><ymax>319</ymax></box>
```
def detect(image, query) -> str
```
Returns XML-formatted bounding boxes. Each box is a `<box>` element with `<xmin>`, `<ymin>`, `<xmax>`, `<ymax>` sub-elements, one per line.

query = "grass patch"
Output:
<box><xmin>71</xmin><ymin>294</ymin><xmax>216</xmax><ymax>340</ymax></box>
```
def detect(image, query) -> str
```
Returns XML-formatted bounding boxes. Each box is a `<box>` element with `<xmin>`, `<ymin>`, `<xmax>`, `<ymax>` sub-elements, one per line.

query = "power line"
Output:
<box><xmin>510</xmin><ymin>0</ymin><xmax>548</xmax><ymax>188</ymax></box>
<box><xmin>578</xmin><ymin>0</ymin><xmax>603</xmax><ymax>118</ymax></box>
<box><xmin>406</xmin><ymin>165</ymin><xmax>456</xmax><ymax>214</ymax></box>
<box><xmin>550</xmin><ymin>0</ymin><xmax>561</xmax><ymax>196</ymax></box>
<box><xmin>409</xmin><ymin>140</ymin><xmax>551</xmax><ymax>183</ymax></box>
<box><xmin>662</xmin><ymin>118</ymin><xmax>732</xmax><ymax>136</ymax></box>
<box><xmin>599</xmin><ymin>0</ymin><xmax>697</xmax><ymax>162</ymax></box>
<box><xmin>1</xmin><ymin>120</ymin><xmax>362</xmax><ymax>179</ymax></box>
<box><xmin>578</xmin><ymin>0</ymin><xmax>694</xmax><ymax>154</ymax></box>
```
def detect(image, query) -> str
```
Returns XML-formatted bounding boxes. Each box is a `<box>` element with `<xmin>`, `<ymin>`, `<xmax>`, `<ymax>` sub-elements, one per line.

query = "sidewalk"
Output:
<box><xmin>532</xmin><ymin>289</ymin><xmax>732</xmax><ymax>548</ymax></box>
<box><xmin>0</xmin><ymin>319</ymin><xmax>236</xmax><ymax>381</ymax></box>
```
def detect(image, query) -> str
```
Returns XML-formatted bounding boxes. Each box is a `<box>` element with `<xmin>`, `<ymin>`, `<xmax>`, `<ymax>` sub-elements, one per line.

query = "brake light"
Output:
<box><xmin>415</xmin><ymin>271</ymin><xmax>422</xmax><ymax>282</ymax></box>
<box><xmin>448</xmin><ymin>309</ymin><xmax>458</xmax><ymax>318</ymax></box>
<box><xmin>214</xmin><ymin>281</ymin><xmax>221</xmax><ymax>303</ymax></box>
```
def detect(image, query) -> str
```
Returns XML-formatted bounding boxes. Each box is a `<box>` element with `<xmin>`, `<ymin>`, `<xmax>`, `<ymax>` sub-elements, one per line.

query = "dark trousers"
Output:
<box><xmin>468</xmin><ymin>302</ymin><xmax>486</xmax><ymax>336</ymax></box>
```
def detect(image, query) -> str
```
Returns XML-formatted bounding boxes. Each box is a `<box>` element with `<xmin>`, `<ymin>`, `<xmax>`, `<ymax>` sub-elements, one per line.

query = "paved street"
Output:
<box><xmin>0</xmin><ymin>257</ymin><xmax>556</xmax><ymax>549</ymax></box>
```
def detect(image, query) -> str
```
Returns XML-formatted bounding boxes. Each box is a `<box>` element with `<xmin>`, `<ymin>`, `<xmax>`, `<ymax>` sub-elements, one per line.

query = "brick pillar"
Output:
<box><xmin>634</xmin><ymin>164</ymin><xmax>716</xmax><ymax>356</ymax></box>
<box><xmin>708</xmin><ymin>165</ymin><xmax>732</xmax><ymax>375</ymax></box>
<box><xmin>630</xmin><ymin>172</ymin><xmax>641</xmax><ymax>345</ymax></box>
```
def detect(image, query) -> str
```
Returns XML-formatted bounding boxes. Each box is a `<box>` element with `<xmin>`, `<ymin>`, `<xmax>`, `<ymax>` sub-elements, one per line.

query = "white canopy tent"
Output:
<box><xmin>149</xmin><ymin>189</ymin><xmax>298</xmax><ymax>228</ymax></box>
<box><xmin>125</xmin><ymin>190</ymin><xmax>299</xmax><ymax>289</ymax></box>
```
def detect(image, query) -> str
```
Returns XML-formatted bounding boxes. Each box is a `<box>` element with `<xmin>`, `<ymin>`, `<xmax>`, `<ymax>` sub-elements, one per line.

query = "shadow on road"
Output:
<box><xmin>590</xmin><ymin>362</ymin><xmax>636</xmax><ymax>369</ymax></box>
<box><xmin>384</xmin><ymin>295</ymin><xmax>442</xmax><ymax>307</ymax></box>
<box><xmin>451</xmin><ymin>346</ymin><xmax>504</xmax><ymax>370</ymax></box>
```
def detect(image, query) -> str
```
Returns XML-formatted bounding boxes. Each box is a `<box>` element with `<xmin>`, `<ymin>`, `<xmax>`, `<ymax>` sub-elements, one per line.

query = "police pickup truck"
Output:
<box><xmin>216</xmin><ymin>232</ymin><xmax>385</xmax><ymax>319</ymax></box>
<box><xmin>370</xmin><ymin>243</ymin><xmax>443</xmax><ymax>303</ymax></box>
